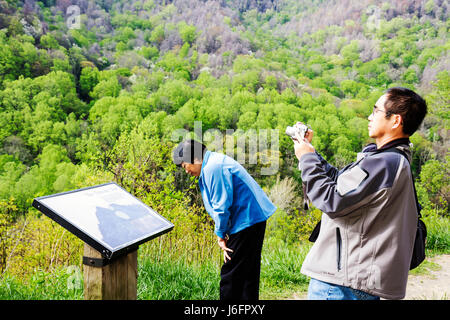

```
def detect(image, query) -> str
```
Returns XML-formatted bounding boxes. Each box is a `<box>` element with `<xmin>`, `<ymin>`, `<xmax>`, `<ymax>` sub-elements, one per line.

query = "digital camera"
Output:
<box><xmin>285</xmin><ymin>122</ymin><xmax>309</xmax><ymax>141</ymax></box>
<box><xmin>286</xmin><ymin>121</ymin><xmax>311</xmax><ymax>210</ymax></box>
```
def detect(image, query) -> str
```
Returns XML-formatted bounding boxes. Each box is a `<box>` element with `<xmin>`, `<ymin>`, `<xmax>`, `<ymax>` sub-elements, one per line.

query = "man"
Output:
<box><xmin>293</xmin><ymin>87</ymin><xmax>427</xmax><ymax>300</ymax></box>
<box><xmin>173</xmin><ymin>139</ymin><xmax>276</xmax><ymax>300</ymax></box>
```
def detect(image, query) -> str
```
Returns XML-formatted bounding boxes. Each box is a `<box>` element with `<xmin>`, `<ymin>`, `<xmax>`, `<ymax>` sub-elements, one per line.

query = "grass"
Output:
<box><xmin>260</xmin><ymin>238</ymin><xmax>311</xmax><ymax>299</ymax></box>
<box><xmin>0</xmin><ymin>267</ymin><xmax>83</xmax><ymax>300</ymax></box>
<box><xmin>137</xmin><ymin>256</ymin><xmax>220</xmax><ymax>300</ymax></box>
<box><xmin>0</xmin><ymin>237</ymin><xmax>311</xmax><ymax>300</ymax></box>
<box><xmin>0</xmin><ymin>256</ymin><xmax>222</xmax><ymax>300</ymax></box>
<box><xmin>423</xmin><ymin>211</ymin><xmax>450</xmax><ymax>255</ymax></box>
<box><xmin>0</xmin><ymin>216</ymin><xmax>447</xmax><ymax>300</ymax></box>
<box><xmin>137</xmin><ymin>236</ymin><xmax>312</xmax><ymax>300</ymax></box>
<box><xmin>408</xmin><ymin>257</ymin><xmax>441</xmax><ymax>276</ymax></box>
<box><xmin>408</xmin><ymin>210</ymin><xmax>450</xmax><ymax>276</ymax></box>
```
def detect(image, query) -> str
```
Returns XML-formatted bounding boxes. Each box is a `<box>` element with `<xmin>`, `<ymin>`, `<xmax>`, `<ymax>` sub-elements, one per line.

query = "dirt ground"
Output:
<box><xmin>404</xmin><ymin>254</ymin><xmax>450</xmax><ymax>300</ymax></box>
<box><xmin>290</xmin><ymin>254</ymin><xmax>450</xmax><ymax>300</ymax></box>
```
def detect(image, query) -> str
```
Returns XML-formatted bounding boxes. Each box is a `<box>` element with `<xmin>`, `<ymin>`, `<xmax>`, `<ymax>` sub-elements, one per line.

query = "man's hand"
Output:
<box><xmin>293</xmin><ymin>129</ymin><xmax>315</xmax><ymax>160</ymax></box>
<box><xmin>217</xmin><ymin>236</ymin><xmax>233</xmax><ymax>263</ymax></box>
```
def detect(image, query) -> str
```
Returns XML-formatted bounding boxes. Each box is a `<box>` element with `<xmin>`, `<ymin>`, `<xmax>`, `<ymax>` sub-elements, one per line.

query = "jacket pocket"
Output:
<box><xmin>336</xmin><ymin>227</ymin><xmax>342</xmax><ymax>271</ymax></box>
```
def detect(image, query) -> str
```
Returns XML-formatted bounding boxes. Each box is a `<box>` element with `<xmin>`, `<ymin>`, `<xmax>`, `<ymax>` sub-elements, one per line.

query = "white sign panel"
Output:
<box><xmin>33</xmin><ymin>183</ymin><xmax>174</xmax><ymax>258</ymax></box>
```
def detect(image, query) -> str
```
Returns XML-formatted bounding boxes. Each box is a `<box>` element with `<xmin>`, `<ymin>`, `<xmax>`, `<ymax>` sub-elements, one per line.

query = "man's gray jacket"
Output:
<box><xmin>299</xmin><ymin>139</ymin><xmax>417</xmax><ymax>299</ymax></box>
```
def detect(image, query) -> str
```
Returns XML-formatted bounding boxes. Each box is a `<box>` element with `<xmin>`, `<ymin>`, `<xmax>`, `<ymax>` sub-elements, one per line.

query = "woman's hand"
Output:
<box><xmin>217</xmin><ymin>236</ymin><xmax>233</xmax><ymax>263</ymax></box>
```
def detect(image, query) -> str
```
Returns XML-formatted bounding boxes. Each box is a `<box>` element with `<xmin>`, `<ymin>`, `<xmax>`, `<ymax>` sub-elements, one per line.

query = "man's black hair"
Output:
<box><xmin>384</xmin><ymin>87</ymin><xmax>427</xmax><ymax>136</ymax></box>
<box><xmin>172</xmin><ymin>139</ymin><xmax>207</xmax><ymax>167</ymax></box>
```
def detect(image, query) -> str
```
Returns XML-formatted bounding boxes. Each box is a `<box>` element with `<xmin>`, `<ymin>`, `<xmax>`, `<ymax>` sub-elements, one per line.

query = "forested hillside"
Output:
<box><xmin>0</xmin><ymin>0</ymin><xmax>448</xmax><ymax>298</ymax></box>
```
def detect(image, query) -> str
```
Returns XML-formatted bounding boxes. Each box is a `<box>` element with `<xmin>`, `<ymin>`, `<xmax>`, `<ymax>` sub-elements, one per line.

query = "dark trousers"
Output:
<box><xmin>219</xmin><ymin>220</ymin><xmax>267</xmax><ymax>300</ymax></box>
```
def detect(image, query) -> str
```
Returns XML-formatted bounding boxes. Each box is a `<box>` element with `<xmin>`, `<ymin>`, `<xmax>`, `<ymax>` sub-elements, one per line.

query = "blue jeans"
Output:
<box><xmin>307</xmin><ymin>278</ymin><xmax>380</xmax><ymax>300</ymax></box>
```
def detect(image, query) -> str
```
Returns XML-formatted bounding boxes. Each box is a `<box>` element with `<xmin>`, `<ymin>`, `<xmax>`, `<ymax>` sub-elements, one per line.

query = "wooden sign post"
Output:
<box><xmin>32</xmin><ymin>183</ymin><xmax>173</xmax><ymax>300</ymax></box>
<box><xmin>83</xmin><ymin>243</ymin><xmax>138</xmax><ymax>300</ymax></box>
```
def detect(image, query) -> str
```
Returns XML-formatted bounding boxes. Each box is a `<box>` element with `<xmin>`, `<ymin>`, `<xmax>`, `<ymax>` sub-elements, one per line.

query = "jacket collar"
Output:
<box><xmin>363</xmin><ymin>138</ymin><xmax>411</xmax><ymax>152</ymax></box>
<box><xmin>199</xmin><ymin>150</ymin><xmax>211</xmax><ymax>181</ymax></box>
<box><xmin>378</xmin><ymin>137</ymin><xmax>411</xmax><ymax>151</ymax></box>
<box><xmin>363</xmin><ymin>138</ymin><xmax>412</xmax><ymax>162</ymax></box>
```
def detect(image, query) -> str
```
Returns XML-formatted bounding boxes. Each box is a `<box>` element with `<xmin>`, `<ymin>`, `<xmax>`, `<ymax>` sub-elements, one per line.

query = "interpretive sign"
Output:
<box><xmin>32</xmin><ymin>182</ymin><xmax>174</xmax><ymax>260</ymax></box>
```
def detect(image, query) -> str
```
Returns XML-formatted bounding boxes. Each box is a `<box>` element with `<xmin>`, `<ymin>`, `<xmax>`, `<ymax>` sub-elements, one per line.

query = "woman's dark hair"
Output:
<box><xmin>384</xmin><ymin>87</ymin><xmax>427</xmax><ymax>136</ymax></box>
<box><xmin>172</xmin><ymin>139</ymin><xmax>207</xmax><ymax>167</ymax></box>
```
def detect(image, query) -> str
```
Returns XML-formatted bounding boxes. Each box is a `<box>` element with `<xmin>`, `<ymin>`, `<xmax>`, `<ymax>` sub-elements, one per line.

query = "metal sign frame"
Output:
<box><xmin>32</xmin><ymin>182</ymin><xmax>174</xmax><ymax>260</ymax></box>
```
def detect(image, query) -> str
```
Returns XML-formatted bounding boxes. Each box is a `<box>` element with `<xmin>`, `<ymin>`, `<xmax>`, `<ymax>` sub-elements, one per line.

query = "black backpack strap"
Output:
<box><xmin>382</xmin><ymin>147</ymin><xmax>422</xmax><ymax>219</ymax></box>
<box><xmin>380</xmin><ymin>146</ymin><xmax>408</xmax><ymax>162</ymax></box>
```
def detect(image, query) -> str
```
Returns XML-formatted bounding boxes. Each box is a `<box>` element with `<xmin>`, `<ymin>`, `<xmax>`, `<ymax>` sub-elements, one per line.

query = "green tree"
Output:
<box><xmin>90</xmin><ymin>76</ymin><xmax>121</xmax><ymax>100</ymax></box>
<box><xmin>418</xmin><ymin>157</ymin><xmax>449</xmax><ymax>214</ymax></box>
<box><xmin>150</xmin><ymin>24</ymin><xmax>165</xmax><ymax>45</ymax></box>
<box><xmin>0</xmin><ymin>161</ymin><xmax>26</xmax><ymax>202</ymax></box>
<box><xmin>157</xmin><ymin>52</ymin><xmax>192</xmax><ymax>80</ymax></box>
<box><xmin>151</xmin><ymin>79</ymin><xmax>198</xmax><ymax>113</ymax></box>
<box><xmin>232</xmin><ymin>70</ymin><xmax>261</xmax><ymax>93</ymax></box>
<box><xmin>340</xmin><ymin>40</ymin><xmax>360</xmax><ymax>67</ymax></box>
<box><xmin>0</xmin><ymin>198</ymin><xmax>18</xmax><ymax>272</ymax></box>
<box><xmin>138</xmin><ymin>45</ymin><xmax>159</xmax><ymax>60</ymax></box>
<box><xmin>178</xmin><ymin>22</ymin><xmax>197</xmax><ymax>45</ymax></box>
<box><xmin>39</xmin><ymin>34</ymin><xmax>59</xmax><ymax>49</ymax></box>
<box><xmin>426</xmin><ymin>71</ymin><xmax>449</xmax><ymax>126</ymax></box>
<box><xmin>340</xmin><ymin>79</ymin><xmax>361</xmax><ymax>97</ymax></box>
<box><xmin>13</xmin><ymin>144</ymin><xmax>71</xmax><ymax>209</ymax></box>
<box><xmin>79</xmin><ymin>66</ymin><xmax>100</xmax><ymax>100</ymax></box>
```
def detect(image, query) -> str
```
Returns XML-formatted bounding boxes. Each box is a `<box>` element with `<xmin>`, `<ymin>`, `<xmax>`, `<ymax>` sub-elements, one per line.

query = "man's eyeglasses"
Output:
<box><xmin>371</xmin><ymin>105</ymin><xmax>389</xmax><ymax>116</ymax></box>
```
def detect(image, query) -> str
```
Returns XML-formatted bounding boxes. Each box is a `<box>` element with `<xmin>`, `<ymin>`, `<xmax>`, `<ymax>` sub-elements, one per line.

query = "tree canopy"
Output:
<box><xmin>0</xmin><ymin>0</ymin><xmax>448</xmax><ymax>221</ymax></box>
